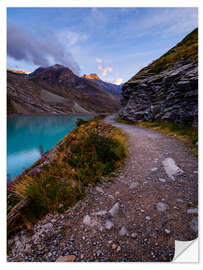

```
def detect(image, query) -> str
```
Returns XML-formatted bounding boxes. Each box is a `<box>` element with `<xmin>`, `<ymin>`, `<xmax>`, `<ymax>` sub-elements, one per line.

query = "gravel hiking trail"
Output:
<box><xmin>8</xmin><ymin>115</ymin><xmax>198</xmax><ymax>262</ymax></box>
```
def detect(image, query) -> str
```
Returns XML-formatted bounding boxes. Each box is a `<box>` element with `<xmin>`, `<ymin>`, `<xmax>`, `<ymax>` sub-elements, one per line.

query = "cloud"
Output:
<box><xmin>7</xmin><ymin>24</ymin><xmax>80</xmax><ymax>74</ymax></box>
<box><xmin>57</xmin><ymin>29</ymin><xmax>88</xmax><ymax>47</ymax></box>
<box><xmin>96</xmin><ymin>58</ymin><xmax>102</xmax><ymax>63</ymax></box>
<box><xmin>97</xmin><ymin>66</ymin><xmax>113</xmax><ymax>77</ymax></box>
<box><xmin>114</xmin><ymin>78</ymin><xmax>123</xmax><ymax>85</ymax></box>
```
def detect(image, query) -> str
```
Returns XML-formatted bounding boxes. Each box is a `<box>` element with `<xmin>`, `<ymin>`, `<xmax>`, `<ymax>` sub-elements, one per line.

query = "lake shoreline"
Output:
<box><xmin>7</xmin><ymin>114</ymin><xmax>96</xmax><ymax>180</ymax></box>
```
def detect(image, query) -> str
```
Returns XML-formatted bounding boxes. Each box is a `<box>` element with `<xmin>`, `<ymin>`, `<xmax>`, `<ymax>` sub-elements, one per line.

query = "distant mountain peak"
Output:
<box><xmin>52</xmin><ymin>64</ymin><xmax>65</xmax><ymax>69</ymax></box>
<box><xmin>83</xmin><ymin>73</ymin><xmax>101</xmax><ymax>80</ymax></box>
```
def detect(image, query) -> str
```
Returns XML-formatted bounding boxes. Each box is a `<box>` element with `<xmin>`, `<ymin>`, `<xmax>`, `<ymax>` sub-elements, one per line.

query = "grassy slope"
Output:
<box><xmin>129</xmin><ymin>28</ymin><xmax>198</xmax><ymax>81</ymax></box>
<box><xmin>8</xmin><ymin>117</ymin><xmax>127</xmax><ymax>236</ymax></box>
<box><xmin>115</xmin><ymin>116</ymin><xmax>198</xmax><ymax>156</ymax></box>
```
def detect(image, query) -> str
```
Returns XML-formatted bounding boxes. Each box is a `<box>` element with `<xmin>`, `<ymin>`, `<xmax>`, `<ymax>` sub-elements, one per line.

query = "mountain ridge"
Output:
<box><xmin>7</xmin><ymin>64</ymin><xmax>120</xmax><ymax>115</ymax></box>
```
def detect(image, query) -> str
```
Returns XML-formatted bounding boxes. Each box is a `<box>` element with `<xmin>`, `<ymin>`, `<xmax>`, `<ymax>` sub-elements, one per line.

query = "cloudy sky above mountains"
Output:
<box><xmin>7</xmin><ymin>7</ymin><xmax>198</xmax><ymax>84</ymax></box>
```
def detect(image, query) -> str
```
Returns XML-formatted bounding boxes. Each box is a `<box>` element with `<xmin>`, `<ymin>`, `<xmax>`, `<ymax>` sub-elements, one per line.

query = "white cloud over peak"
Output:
<box><xmin>114</xmin><ymin>78</ymin><xmax>123</xmax><ymax>85</ymax></box>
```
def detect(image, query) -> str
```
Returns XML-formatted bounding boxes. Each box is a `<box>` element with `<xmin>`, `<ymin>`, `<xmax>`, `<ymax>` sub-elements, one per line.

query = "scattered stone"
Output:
<box><xmin>131</xmin><ymin>233</ymin><xmax>137</xmax><ymax>238</ymax></box>
<box><xmin>190</xmin><ymin>217</ymin><xmax>198</xmax><ymax>233</ymax></box>
<box><xmin>56</xmin><ymin>255</ymin><xmax>76</xmax><ymax>262</ymax></box>
<box><xmin>151</xmin><ymin>167</ymin><xmax>158</xmax><ymax>172</ymax></box>
<box><xmin>162</xmin><ymin>157</ymin><xmax>183</xmax><ymax>180</ymax></box>
<box><xmin>119</xmin><ymin>226</ymin><xmax>129</xmax><ymax>236</ymax></box>
<box><xmin>99</xmin><ymin>225</ymin><xmax>103</xmax><ymax>232</ymax></box>
<box><xmin>105</xmin><ymin>220</ymin><xmax>114</xmax><ymax>230</ymax></box>
<box><xmin>96</xmin><ymin>187</ymin><xmax>104</xmax><ymax>194</ymax></box>
<box><xmin>176</xmin><ymin>198</ymin><xmax>184</xmax><ymax>203</ymax></box>
<box><xmin>159</xmin><ymin>178</ymin><xmax>166</xmax><ymax>183</ymax></box>
<box><xmin>93</xmin><ymin>210</ymin><xmax>107</xmax><ymax>216</ymax></box>
<box><xmin>83</xmin><ymin>215</ymin><xmax>91</xmax><ymax>226</ymax></box>
<box><xmin>109</xmin><ymin>202</ymin><xmax>120</xmax><ymax>216</ymax></box>
<box><xmin>41</xmin><ymin>222</ymin><xmax>54</xmax><ymax>231</ymax></box>
<box><xmin>96</xmin><ymin>250</ymin><xmax>102</xmax><ymax>257</ymax></box>
<box><xmin>164</xmin><ymin>229</ymin><xmax>171</xmax><ymax>234</ymax></box>
<box><xmin>187</xmin><ymin>208</ymin><xmax>198</xmax><ymax>214</ymax></box>
<box><xmin>156</xmin><ymin>202</ymin><xmax>169</xmax><ymax>212</ymax></box>
<box><xmin>129</xmin><ymin>182</ymin><xmax>139</xmax><ymax>189</ymax></box>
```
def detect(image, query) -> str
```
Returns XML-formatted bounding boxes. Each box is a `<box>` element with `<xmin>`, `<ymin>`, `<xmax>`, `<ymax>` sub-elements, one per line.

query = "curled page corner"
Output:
<box><xmin>173</xmin><ymin>238</ymin><xmax>198</xmax><ymax>262</ymax></box>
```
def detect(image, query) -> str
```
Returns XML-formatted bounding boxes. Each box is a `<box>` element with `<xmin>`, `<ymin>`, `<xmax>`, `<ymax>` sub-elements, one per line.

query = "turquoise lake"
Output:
<box><xmin>7</xmin><ymin>115</ymin><xmax>93</xmax><ymax>181</ymax></box>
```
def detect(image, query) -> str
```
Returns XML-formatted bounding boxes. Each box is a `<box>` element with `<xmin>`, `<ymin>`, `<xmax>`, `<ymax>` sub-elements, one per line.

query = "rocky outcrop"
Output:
<box><xmin>7</xmin><ymin>65</ymin><xmax>120</xmax><ymax>115</ymax></box>
<box><xmin>83</xmin><ymin>73</ymin><xmax>101</xmax><ymax>80</ymax></box>
<box><xmin>119</xmin><ymin>29</ymin><xmax>198</xmax><ymax>126</ymax></box>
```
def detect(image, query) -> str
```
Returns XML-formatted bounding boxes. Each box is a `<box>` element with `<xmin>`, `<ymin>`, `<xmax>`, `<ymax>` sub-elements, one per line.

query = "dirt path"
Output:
<box><xmin>8</xmin><ymin>115</ymin><xmax>198</xmax><ymax>262</ymax></box>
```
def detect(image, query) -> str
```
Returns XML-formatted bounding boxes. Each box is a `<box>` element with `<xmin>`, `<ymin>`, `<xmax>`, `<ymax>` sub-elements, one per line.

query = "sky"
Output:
<box><xmin>7</xmin><ymin>7</ymin><xmax>198</xmax><ymax>84</ymax></box>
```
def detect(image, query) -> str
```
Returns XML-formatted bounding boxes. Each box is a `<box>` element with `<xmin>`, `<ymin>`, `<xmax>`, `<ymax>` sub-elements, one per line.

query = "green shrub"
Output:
<box><xmin>25</xmin><ymin>175</ymin><xmax>84</xmax><ymax>213</ymax></box>
<box><xmin>76</xmin><ymin>118</ymin><xmax>88</xmax><ymax>127</ymax></box>
<box><xmin>68</xmin><ymin>133</ymin><xmax>125</xmax><ymax>185</ymax></box>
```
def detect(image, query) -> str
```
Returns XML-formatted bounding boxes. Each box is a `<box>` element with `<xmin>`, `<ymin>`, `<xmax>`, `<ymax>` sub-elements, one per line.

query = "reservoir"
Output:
<box><xmin>7</xmin><ymin>115</ymin><xmax>93</xmax><ymax>181</ymax></box>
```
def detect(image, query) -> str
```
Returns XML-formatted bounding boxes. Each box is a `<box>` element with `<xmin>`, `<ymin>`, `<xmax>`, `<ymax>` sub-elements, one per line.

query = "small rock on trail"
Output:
<box><xmin>109</xmin><ymin>202</ymin><xmax>120</xmax><ymax>217</ymax></box>
<box><xmin>162</xmin><ymin>157</ymin><xmax>183</xmax><ymax>180</ymax></box>
<box><xmin>156</xmin><ymin>202</ymin><xmax>169</xmax><ymax>212</ymax></box>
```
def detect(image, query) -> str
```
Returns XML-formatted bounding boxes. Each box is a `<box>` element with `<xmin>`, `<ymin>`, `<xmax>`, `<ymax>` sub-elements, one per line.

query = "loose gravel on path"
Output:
<box><xmin>8</xmin><ymin>115</ymin><xmax>198</xmax><ymax>262</ymax></box>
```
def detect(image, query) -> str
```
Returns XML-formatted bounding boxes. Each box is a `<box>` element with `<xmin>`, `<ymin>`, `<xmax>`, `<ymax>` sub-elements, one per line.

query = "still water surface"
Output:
<box><xmin>7</xmin><ymin>115</ymin><xmax>93</xmax><ymax>181</ymax></box>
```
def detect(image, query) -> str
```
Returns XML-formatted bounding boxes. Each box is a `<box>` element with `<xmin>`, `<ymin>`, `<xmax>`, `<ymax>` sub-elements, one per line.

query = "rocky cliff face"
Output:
<box><xmin>7</xmin><ymin>65</ymin><xmax>120</xmax><ymax>115</ymax></box>
<box><xmin>119</xmin><ymin>29</ymin><xmax>198</xmax><ymax>126</ymax></box>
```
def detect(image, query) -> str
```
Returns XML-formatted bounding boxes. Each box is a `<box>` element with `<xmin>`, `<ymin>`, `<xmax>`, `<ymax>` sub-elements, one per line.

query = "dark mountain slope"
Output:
<box><xmin>83</xmin><ymin>73</ymin><xmax>122</xmax><ymax>97</ymax></box>
<box><xmin>7</xmin><ymin>64</ymin><xmax>120</xmax><ymax>115</ymax></box>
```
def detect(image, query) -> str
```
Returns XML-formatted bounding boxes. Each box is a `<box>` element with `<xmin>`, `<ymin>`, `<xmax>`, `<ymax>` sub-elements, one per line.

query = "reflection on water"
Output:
<box><xmin>7</xmin><ymin>115</ymin><xmax>93</xmax><ymax>181</ymax></box>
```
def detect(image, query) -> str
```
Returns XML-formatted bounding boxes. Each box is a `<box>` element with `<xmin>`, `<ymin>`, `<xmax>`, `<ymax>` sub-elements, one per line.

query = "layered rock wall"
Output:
<box><xmin>119</xmin><ymin>60</ymin><xmax>198</xmax><ymax>126</ymax></box>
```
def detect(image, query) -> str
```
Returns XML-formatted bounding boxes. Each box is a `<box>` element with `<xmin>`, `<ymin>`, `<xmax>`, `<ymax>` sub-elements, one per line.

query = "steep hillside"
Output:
<box><xmin>7</xmin><ymin>65</ymin><xmax>120</xmax><ymax>115</ymax></box>
<box><xmin>119</xmin><ymin>28</ymin><xmax>198</xmax><ymax>126</ymax></box>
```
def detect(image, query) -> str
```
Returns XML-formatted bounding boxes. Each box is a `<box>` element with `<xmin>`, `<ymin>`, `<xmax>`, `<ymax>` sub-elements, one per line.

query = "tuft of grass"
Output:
<box><xmin>8</xmin><ymin>118</ymin><xmax>126</xmax><ymax>235</ymax></box>
<box><xmin>76</xmin><ymin>118</ymin><xmax>88</xmax><ymax>127</ymax></box>
<box><xmin>115</xmin><ymin>116</ymin><xmax>135</xmax><ymax>125</ymax></box>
